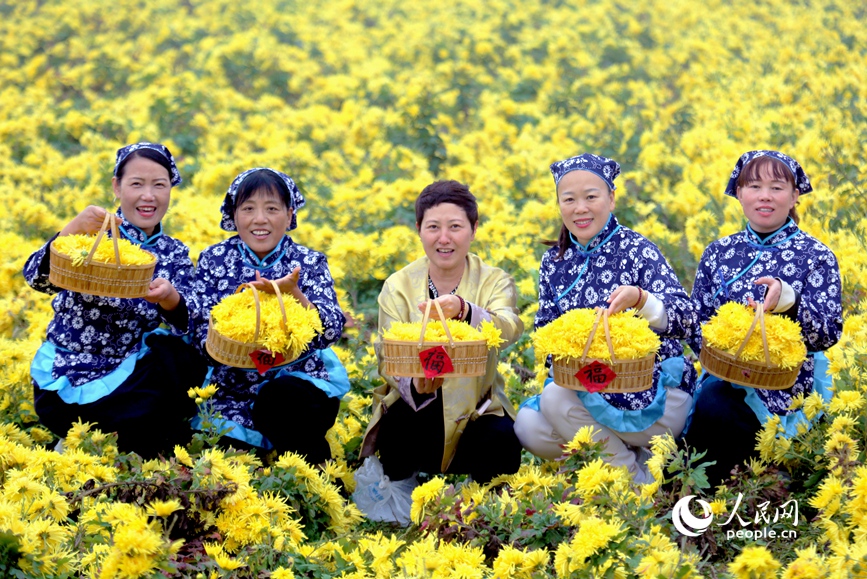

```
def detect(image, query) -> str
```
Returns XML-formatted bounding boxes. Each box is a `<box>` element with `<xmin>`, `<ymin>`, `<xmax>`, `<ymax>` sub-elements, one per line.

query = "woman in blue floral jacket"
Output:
<box><xmin>25</xmin><ymin>142</ymin><xmax>206</xmax><ymax>457</ymax></box>
<box><xmin>687</xmin><ymin>150</ymin><xmax>843</xmax><ymax>484</ymax></box>
<box><xmin>189</xmin><ymin>168</ymin><xmax>348</xmax><ymax>464</ymax></box>
<box><xmin>514</xmin><ymin>153</ymin><xmax>697</xmax><ymax>482</ymax></box>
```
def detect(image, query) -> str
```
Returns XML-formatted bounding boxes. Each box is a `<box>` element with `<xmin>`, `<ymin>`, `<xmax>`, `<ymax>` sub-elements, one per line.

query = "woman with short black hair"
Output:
<box><xmin>356</xmin><ymin>179</ymin><xmax>523</xmax><ymax>523</ymax></box>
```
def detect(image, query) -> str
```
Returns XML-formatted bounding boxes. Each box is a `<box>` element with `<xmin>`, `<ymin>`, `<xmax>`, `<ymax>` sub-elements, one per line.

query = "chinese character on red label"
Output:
<box><xmin>250</xmin><ymin>349</ymin><xmax>286</xmax><ymax>375</ymax></box>
<box><xmin>576</xmin><ymin>361</ymin><xmax>617</xmax><ymax>392</ymax></box>
<box><xmin>419</xmin><ymin>346</ymin><xmax>454</xmax><ymax>379</ymax></box>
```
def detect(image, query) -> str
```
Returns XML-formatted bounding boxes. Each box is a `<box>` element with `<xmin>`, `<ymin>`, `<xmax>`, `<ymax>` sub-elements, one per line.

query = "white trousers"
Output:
<box><xmin>514</xmin><ymin>383</ymin><xmax>692</xmax><ymax>483</ymax></box>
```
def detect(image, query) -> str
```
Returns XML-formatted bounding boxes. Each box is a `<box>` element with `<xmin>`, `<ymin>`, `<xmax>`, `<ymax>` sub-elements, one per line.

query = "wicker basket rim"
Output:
<box><xmin>381</xmin><ymin>337</ymin><xmax>488</xmax><ymax>347</ymax></box>
<box><xmin>552</xmin><ymin>352</ymin><xmax>657</xmax><ymax>364</ymax></box>
<box><xmin>49</xmin><ymin>243</ymin><xmax>157</xmax><ymax>269</ymax></box>
<box><xmin>701</xmin><ymin>342</ymin><xmax>798</xmax><ymax>370</ymax></box>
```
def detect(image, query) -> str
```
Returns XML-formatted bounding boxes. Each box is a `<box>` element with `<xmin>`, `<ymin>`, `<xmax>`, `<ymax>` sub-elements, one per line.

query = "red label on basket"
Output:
<box><xmin>576</xmin><ymin>361</ymin><xmax>617</xmax><ymax>392</ymax></box>
<box><xmin>419</xmin><ymin>346</ymin><xmax>454</xmax><ymax>379</ymax></box>
<box><xmin>250</xmin><ymin>350</ymin><xmax>286</xmax><ymax>375</ymax></box>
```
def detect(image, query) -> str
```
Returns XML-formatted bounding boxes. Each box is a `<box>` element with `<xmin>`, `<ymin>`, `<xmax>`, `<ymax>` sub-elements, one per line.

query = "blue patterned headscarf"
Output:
<box><xmin>114</xmin><ymin>142</ymin><xmax>182</xmax><ymax>186</ymax></box>
<box><xmin>550</xmin><ymin>153</ymin><xmax>620</xmax><ymax>191</ymax></box>
<box><xmin>219</xmin><ymin>167</ymin><xmax>306</xmax><ymax>232</ymax></box>
<box><xmin>724</xmin><ymin>150</ymin><xmax>812</xmax><ymax>197</ymax></box>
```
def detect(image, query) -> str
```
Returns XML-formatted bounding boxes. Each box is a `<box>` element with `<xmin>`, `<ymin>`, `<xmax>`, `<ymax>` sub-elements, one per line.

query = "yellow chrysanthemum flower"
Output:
<box><xmin>728</xmin><ymin>545</ymin><xmax>780</xmax><ymax>579</ymax></box>
<box><xmin>145</xmin><ymin>499</ymin><xmax>183</xmax><ymax>518</ymax></box>
<box><xmin>702</xmin><ymin>302</ymin><xmax>806</xmax><ymax>369</ymax></box>
<box><xmin>53</xmin><ymin>234</ymin><xmax>155</xmax><ymax>266</ymax></box>
<box><xmin>383</xmin><ymin>318</ymin><xmax>504</xmax><ymax>349</ymax></box>
<box><xmin>210</xmin><ymin>288</ymin><xmax>323</xmax><ymax>360</ymax></box>
<box><xmin>532</xmin><ymin>309</ymin><xmax>660</xmax><ymax>361</ymax></box>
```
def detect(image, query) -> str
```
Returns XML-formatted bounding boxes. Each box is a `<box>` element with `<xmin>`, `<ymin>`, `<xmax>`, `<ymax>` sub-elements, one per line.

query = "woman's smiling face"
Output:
<box><xmin>234</xmin><ymin>188</ymin><xmax>293</xmax><ymax>258</ymax></box>
<box><xmin>737</xmin><ymin>164</ymin><xmax>799</xmax><ymax>233</ymax></box>
<box><xmin>557</xmin><ymin>170</ymin><xmax>615</xmax><ymax>245</ymax></box>
<box><xmin>112</xmin><ymin>155</ymin><xmax>172</xmax><ymax>235</ymax></box>
<box><xmin>418</xmin><ymin>202</ymin><xmax>476</xmax><ymax>274</ymax></box>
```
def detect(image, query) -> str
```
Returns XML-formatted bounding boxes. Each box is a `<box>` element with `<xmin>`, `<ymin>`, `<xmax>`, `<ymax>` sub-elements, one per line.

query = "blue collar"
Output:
<box><xmin>568</xmin><ymin>214</ymin><xmax>621</xmax><ymax>255</ymax></box>
<box><xmin>238</xmin><ymin>235</ymin><xmax>291</xmax><ymax>270</ymax></box>
<box><xmin>744</xmin><ymin>218</ymin><xmax>800</xmax><ymax>248</ymax></box>
<box><xmin>117</xmin><ymin>211</ymin><xmax>164</xmax><ymax>248</ymax></box>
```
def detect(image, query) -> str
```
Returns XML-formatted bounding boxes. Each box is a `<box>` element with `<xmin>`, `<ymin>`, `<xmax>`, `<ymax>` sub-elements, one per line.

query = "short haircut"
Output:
<box><xmin>415</xmin><ymin>180</ymin><xmax>478</xmax><ymax>228</ymax></box>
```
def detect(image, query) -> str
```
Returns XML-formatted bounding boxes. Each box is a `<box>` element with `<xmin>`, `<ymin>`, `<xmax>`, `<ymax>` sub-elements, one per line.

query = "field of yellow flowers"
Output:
<box><xmin>1</xmin><ymin>0</ymin><xmax>867</xmax><ymax>576</ymax></box>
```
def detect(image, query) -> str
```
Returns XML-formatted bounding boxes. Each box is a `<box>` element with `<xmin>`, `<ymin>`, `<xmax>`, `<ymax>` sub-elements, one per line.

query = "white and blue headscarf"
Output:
<box><xmin>113</xmin><ymin>142</ymin><xmax>182</xmax><ymax>187</ymax></box>
<box><xmin>219</xmin><ymin>167</ymin><xmax>306</xmax><ymax>232</ymax></box>
<box><xmin>724</xmin><ymin>150</ymin><xmax>812</xmax><ymax>197</ymax></box>
<box><xmin>550</xmin><ymin>153</ymin><xmax>620</xmax><ymax>191</ymax></box>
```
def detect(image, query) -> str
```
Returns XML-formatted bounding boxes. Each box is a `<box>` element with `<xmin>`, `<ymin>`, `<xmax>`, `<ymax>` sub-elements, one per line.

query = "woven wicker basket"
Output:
<box><xmin>553</xmin><ymin>308</ymin><xmax>656</xmax><ymax>393</ymax></box>
<box><xmin>380</xmin><ymin>300</ymin><xmax>489</xmax><ymax>378</ymax></box>
<box><xmin>49</xmin><ymin>212</ymin><xmax>156</xmax><ymax>298</ymax></box>
<box><xmin>699</xmin><ymin>306</ymin><xmax>803</xmax><ymax>390</ymax></box>
<box><xmin>206</xmin><ymin>282</ymin><xmax>296</xmax><ymax>369</ymax></box>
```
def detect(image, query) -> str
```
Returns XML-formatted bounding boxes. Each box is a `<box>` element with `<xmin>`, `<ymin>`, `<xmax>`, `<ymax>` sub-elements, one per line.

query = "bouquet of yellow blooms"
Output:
<box><xmin>383</xmin><ymin>319</ymin><xmax>505</xmax><ymax>349</ymax></box>
<box><xmin>533</xmin><ymin>308</ymin><xmax>660</xmax><ymax>362</ymax></box>
<box><xmin>209</xmin><ymin>287</ymin><xmax>323</xmax><ymax>364</ymax></box>
<box><xmin>702</xmin><ymin>302</ymin><xmax>806</xmax><ymax>370</ymax></box>
<box><xmin>53</xmin><ymin>234</ymin><xmax>156</xmax><ymax>266</ymax></box>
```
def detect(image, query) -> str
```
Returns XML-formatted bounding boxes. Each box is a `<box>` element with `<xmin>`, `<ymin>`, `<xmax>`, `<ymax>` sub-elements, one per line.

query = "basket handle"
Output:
<box><xmin>579</xmin><ymin>307</ymin><xmax>605</xmax><ymax>364</ymax></box>
<box><xmin>268</xmin><ymin>279</ymin><xmax>288</xmax><ymax>331</ymax></box>
<box><xmin>601</xmin><ymin>309</ymin><xmax>618</xmax><ymax>363</ymax></box>
<box><xmin>417</xmin><ymin>299</ymin><xmax>456</xmax><ymax>348</ymax></box>
<box><xmin>234</xmin><ymin>283</ymin><xmax>262</xmax><ymax>343</ymax></box>
<box><xmin>734</xmin><ymin>305</ymin><xmax>770</xmax><ymax>364</ymax></box>
<box><xmin>84</xmin><ymin>212</ymin><xmax>122</xmax><ymax>268</ymax></box>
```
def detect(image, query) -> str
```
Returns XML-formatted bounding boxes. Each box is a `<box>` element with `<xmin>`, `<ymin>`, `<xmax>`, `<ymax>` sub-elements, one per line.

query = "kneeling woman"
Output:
<box><xmin>25</xmin><ymin>142</ymin><xmax>206</xmax><ymax>457</ymax></box>
<box><xmin>688</xmin><ymin>150</ymin><xmax>842</xmax><ymax>485</ymax></box>
<box><xmin>514</xmin><ymin>153</ymin><xmax>697</xmax><ymax>483</ymax></box>
<box><xmin>360</xmin><ymin>180</ymin><xmax>524</xmax><ymax>486</ymax></box>
<box><xmin>190</xmin><ymin>168</ymin><xmax>348</xmax><ymax>463</ymax></box>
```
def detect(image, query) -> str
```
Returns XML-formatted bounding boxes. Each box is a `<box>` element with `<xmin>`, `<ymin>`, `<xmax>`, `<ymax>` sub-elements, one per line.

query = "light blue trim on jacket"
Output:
<box><xmin>732</xmin><ymin>351</ymin><xmax>832</xmax><ymax>438</ymax></box>
<box><xmin>31</xmin><ymin>328</ymin><xmax>169</xmax><ymax>405</ymax></box>
<box><xmin>274</xmin><ymin>347</ymin><xmax>350</xmax><ymax>399</ymax></box>
<box><xmin>191</xmin><ymin>348</ymin><xmax>349</xmax><ymax>449</ymax></box>
<box><xmin>518</xmin><ymin>357</ymin><xmax>685</xmax><ymax>434</ymax></box>
<box><xmin>574</xmin><ymin>356</ymin><xmax>684</xmax><ymax>433</ymax></box>
<box><xmin>191</xmin><ymin>416</ymin><xmax>273</xmax><ymax>449</ymax></box>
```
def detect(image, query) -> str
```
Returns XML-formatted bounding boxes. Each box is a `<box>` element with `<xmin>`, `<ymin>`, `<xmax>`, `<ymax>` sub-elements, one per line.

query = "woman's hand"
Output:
<box><xmin>59</xmin><ymin>206</ymin><xmax>109</xmax><ymax>237</ymax></box>
<box><xmin>607</xmin><ymin>285</ymin><xmax>642</xmax><ymax>315</ymax></box>
<box><xmin>250</xmin><ymin>268</ymin><xmax>315</xmax><ymax>309</ymax></box>
<box><xmin>750</xmin><ymin>277</ymin><xmax>782</xmax><ymax>311</ymax></box>
<box><xmin>414</xmin><ymin>377</ymin><xmax>444</xmax><ymax>394</ymax></box>
<box><xmin>145</xmin><ymin>278</ymin><xmax>181</xmax><ymax>310</ymax></box>
<box><xmin>417</xmin><ymin>295</ymin><xmax>464</xmax><ymax>320</ymax></box>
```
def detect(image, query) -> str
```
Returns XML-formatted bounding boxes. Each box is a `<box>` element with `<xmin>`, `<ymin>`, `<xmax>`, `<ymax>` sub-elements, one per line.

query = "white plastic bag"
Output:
<box><xmin>352</xmin><ymin>456</ymin><xmax>417</xmax><ymax>526</ymax></box>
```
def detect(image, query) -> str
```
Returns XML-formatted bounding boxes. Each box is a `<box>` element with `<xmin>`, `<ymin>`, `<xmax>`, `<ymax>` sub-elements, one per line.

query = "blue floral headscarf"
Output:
<box><xmin>724</xmin><ymin>150</ymin><xmax>812</xmax><ymax>197</ymax></box>
<box><xmin>219</xmin><ymin>167</ymin><xmax>306</xmax><ymax>232</ymax></box>
<box><xmin>113</xmin><ymin>142</ymin><xmax>182</xmax><ymax>187</ymax></box>
<box><xmin>550</xmin><ymin>153</ymin><xmax>620</xmax><ymax>191</ymax></box>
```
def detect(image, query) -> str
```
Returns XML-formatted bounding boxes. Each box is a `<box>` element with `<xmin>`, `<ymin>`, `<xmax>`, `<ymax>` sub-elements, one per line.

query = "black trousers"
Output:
<box><xmin>682</xmin><ymin>379</ymin><xmax>761</xmax><ymax>486</ymax></box>
<box><xmin>250</xmin><ymin>375</ymin><xmax>341</xmax><ymax>465</ymax></box>
<box><xmin>376</xmin><ymin>392</ymin><xmax>522</xmax><ymax>484</ymax></box>
<box><xmin>34</xmin><ymin>333</ymin><xmax>206</xmax><ymax>459</ymax></box>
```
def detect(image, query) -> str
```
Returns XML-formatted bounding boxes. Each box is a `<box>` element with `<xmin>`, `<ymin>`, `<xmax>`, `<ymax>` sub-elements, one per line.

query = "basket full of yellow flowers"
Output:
<box><xmin>533</xmin><ymin>307</ymin><xmax>661</xmax><ymax>393</ymax></box>
<box><xmin>699</xmin><ymin>302</ymin><xmax>806</xmax><ymax>390</ymax></box>
<box><xmin>49</xmin><ymin>212</ymin><xmax>157</xmax><ymax>298</ymax></box>
<box><xmin>206</xmin><ymin>282</ymin><xmax>323</xmax><ymax>370</ymax></box>
<box><xmin>380</xmin><ymin>300</ymin><xmax>505</xmax><ymax>378</ymax></box>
